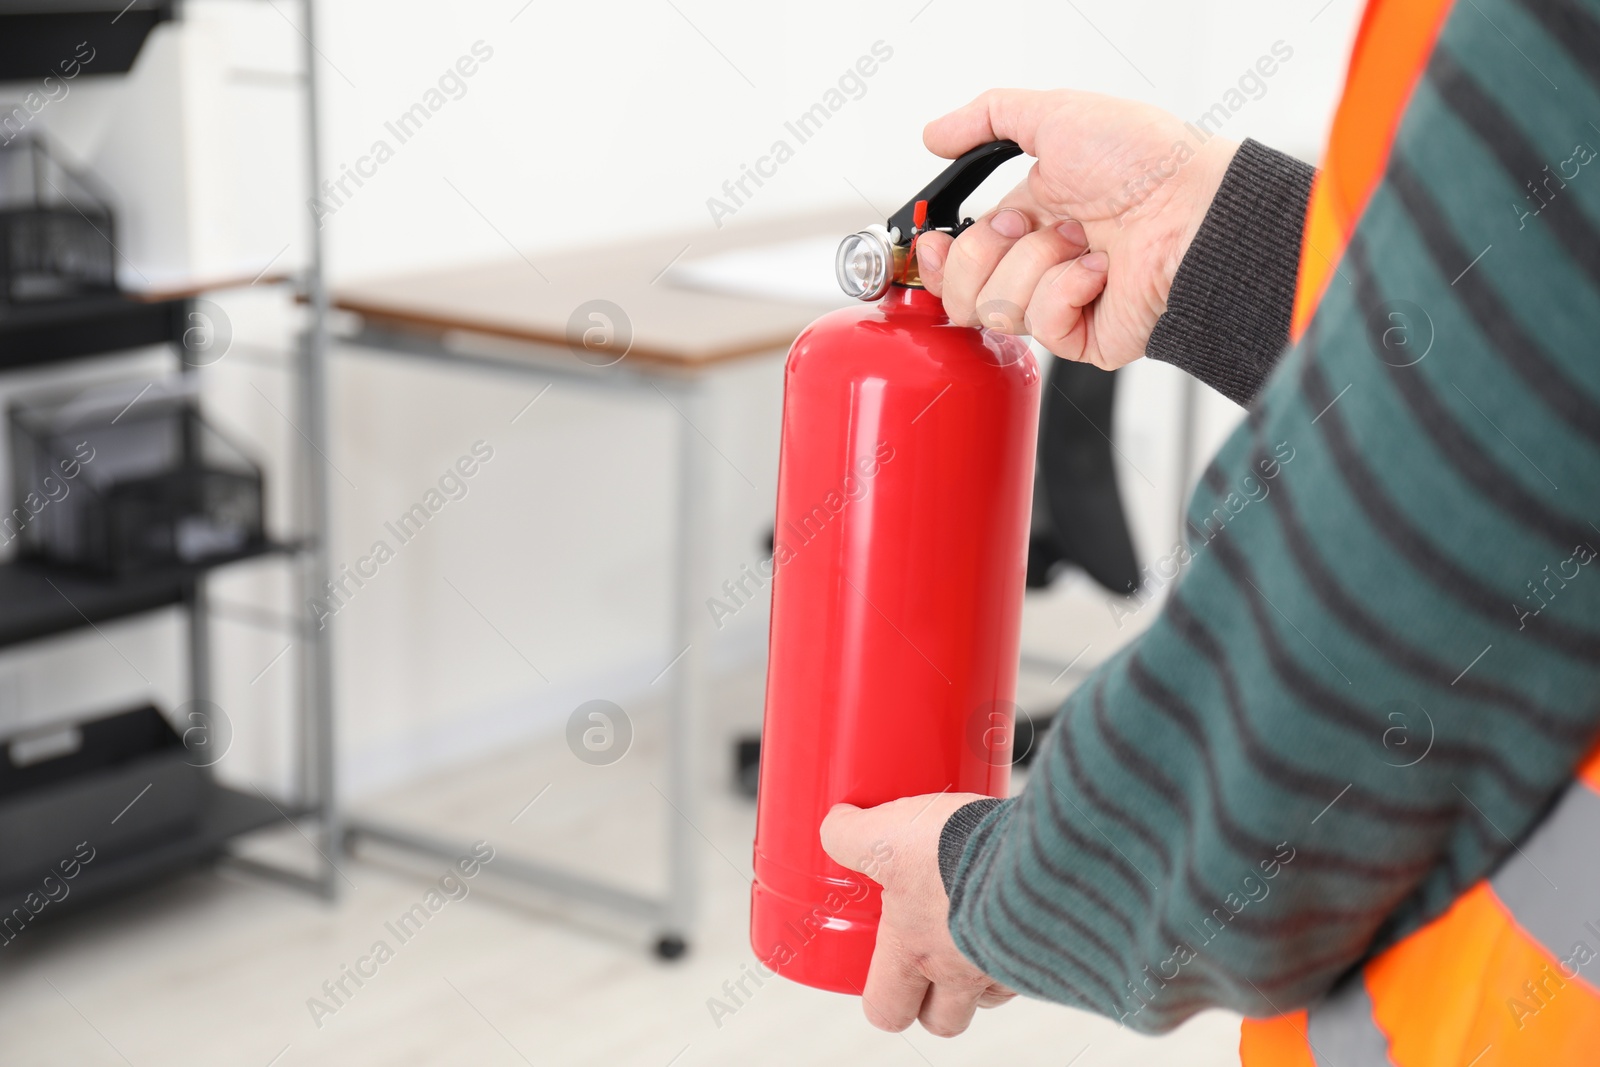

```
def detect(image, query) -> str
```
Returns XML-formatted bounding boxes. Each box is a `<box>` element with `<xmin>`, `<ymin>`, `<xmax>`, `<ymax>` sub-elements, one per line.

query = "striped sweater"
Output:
<box><xmin>939</xmin><ymin>0</ymin><xmax>1600</xmax><ymax>1033</ymax></box>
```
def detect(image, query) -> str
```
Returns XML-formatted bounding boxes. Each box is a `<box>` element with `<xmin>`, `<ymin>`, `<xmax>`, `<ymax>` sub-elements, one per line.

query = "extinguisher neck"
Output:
<box><xmin>880</xmin><ymin>284</ymin><xmax>942</xmax><ymax>313</ymax></box>
<box><xmin>892</xmin><ymin>243</ymin><xmax>924</xmax><ymax>290</ymax></box>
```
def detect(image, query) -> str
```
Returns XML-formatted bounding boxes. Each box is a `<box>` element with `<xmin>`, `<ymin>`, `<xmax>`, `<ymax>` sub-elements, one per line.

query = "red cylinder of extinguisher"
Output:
<box><xmin>750</xmin><ymin>141</ymin><xmax>1039</xmax><ymax>994</ymax></box>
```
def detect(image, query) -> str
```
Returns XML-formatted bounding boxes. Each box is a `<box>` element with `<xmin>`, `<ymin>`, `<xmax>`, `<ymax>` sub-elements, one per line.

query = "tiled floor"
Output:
<box><xmin>0</xmin><ymin>578</ymin><xmax>1241</xmax><ymax>1066</ymax></box>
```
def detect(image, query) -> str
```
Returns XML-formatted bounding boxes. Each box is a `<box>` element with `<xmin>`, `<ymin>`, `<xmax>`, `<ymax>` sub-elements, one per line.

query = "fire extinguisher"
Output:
<box><xmin>750</xmin><ymin>140</ymin><xmax>1040</xmax><ymax>994</ymax></box>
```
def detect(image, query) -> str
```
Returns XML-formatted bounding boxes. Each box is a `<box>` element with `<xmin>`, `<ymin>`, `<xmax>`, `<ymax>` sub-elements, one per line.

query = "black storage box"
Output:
<box><xmin>9</xmin><ymin>378</ymin><xmax>267</xmax><ymax>574</ymax></box>
<box><xmin>0</xmin><ymin>136</ymin><xmax>118</xmax><ymax>304</ymax></box>
<box><xmin>0</xmin><ymin>1</ymin><xmax>175</xmax><ymax>81</ymax></box>
<box><xmin>0</xmin><ymin>705</ymin><xmax>213</xmax><ymax>885</ymax></box>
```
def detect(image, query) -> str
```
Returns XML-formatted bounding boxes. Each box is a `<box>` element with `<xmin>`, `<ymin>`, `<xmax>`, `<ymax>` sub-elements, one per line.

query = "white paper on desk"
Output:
<box><xmin>665</xmin><ymin>237</ymin><xmax>854</xmax><ymax>307</ymax></box>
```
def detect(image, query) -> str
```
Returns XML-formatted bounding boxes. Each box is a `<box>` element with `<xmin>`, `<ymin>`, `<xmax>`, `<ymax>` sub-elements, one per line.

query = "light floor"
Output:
<box><xmin>0</xmin><ymin>584</ymin><xmax>1242</xmax><ymax>1067</ymax></box>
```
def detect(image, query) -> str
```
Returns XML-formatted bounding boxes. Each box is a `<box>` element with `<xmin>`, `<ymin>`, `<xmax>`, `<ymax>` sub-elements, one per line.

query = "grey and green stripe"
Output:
<box><xmin>942</xmin><ymin>0</ymin><xmax>1600</xmax><ymax>1032</ymax></box>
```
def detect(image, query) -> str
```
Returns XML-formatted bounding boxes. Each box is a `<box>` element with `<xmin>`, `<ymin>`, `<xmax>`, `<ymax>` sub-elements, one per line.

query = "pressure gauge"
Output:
<box><xmin>835</xmin><ymin>225</ymin><xmax>894</xmax><ymax>302</ymax></box>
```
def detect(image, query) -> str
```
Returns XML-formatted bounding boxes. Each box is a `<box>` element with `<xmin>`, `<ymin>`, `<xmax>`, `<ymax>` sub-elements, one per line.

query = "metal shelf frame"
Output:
<box><xmin>0</xmin><ymin>0</ymin><xmax>341</xmax><ymax>902</ymax></box>
<box><xmin>288</xmin><ymin>0</ymin><xmax>341</xmax><ymax>901</ymax></box>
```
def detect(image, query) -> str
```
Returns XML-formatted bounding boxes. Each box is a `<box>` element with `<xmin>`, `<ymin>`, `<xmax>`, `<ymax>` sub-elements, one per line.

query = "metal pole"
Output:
<box><xmin>186</xmin><ymin>579</ymin><xmax>212</xmax><ymax>706</ymax></box>
<box><xmin>351</xmin><ymin>818</ymin><xmax>663</xmax><ymax>921</ymax></box>
<box><xmin>660</xmin><ymin>377</ymin><xmax>711</xmax><ymax>954</ymax></box>
<box><xmin>298</xmin><ymin>0</ymin><xmax>339</xmax><ymax>899</ymax></box>
<box><xmin>177</xmin><ymin>323</ymin><xmax>211</xmax><ymax>715</ymax></box>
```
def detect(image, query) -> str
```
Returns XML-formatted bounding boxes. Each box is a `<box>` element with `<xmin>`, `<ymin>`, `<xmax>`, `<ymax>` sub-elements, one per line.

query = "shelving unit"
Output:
<box><xmin>0</xmin><ymin>541</ymin><xmax>295</xmax><ymax>648</ymax></box>
<box><xmin>0</xmin><ymin>0</ymin><xmax>338</xmax><ymax>914</ymax></box>
<box><xmin>0</xmin><ymin>294</ymin><xmax>189</xmax><ymax>370</ymax></box>
<box><xmin>0</xmin><ymin>787</ymin><xmax>302</xmax><ymax>920</ymax></box>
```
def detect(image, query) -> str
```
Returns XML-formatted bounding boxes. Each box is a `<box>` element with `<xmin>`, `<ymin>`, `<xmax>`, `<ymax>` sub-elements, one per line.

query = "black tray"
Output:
<box><xmin>0</xmin><ymin>706</ymin><xmax>212</xmax><ymax>884</ymax></box>
<box><xmin>0</xmin><ymin>1</ymin><xmax>175</xmax><ymax>80</ymax></box>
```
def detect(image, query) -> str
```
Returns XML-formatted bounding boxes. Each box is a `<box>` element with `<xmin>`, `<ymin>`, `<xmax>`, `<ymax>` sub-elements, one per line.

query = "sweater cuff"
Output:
<box><xmin>1145</xmin><ymin>138</ymin><xmax>1315</xmax><ymax>406</ymax></box>
<box><xmin>938</xmin><ymin>798</ymin><xmax>1008</xmax><ymax>897</ymax></box>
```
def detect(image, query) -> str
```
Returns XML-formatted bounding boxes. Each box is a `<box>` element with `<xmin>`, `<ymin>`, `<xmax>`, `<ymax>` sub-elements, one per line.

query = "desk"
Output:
<box><xmin>333</xmin><ymin>208</ymin><xmax>868</xmax><ymax>957</ymax></box>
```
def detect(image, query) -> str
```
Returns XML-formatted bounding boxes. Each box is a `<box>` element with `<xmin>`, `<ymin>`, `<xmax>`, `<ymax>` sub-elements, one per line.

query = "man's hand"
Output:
<box><xmin>913</xmin><ymin>88</ymin><xmax>1239</xmax><ymax>370</ymax></box>
<box><xmin>820</xmin><ymin>794</ymin><xmax>1017</xmax><ymax>1038</ymax></box>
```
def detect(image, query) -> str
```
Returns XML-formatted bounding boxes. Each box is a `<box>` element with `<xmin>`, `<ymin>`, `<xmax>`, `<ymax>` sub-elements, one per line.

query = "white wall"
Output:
<box><xmin>313</xmin><ymin>0</ymin><xmax>1357</xmax><ymax>275</ymax></box>
<box><xmin>0</xmin><ymin>0</ymin><xmax>1364</xmax><ymax>796</ymax></box>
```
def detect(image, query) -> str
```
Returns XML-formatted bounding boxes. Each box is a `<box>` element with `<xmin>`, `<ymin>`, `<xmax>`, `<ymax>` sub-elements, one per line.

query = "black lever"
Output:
<box><xmin>885</xmin><ymin>140</ymin><xmax>1024</xmax><ymax>246</ymax></box>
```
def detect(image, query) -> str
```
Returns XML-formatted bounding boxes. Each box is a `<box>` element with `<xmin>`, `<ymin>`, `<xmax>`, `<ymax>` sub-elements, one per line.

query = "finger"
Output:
<box><xmin>917</xmin><ymin>980</ymin><xmax>985</xmax><ymax>1038</ymax></box>
<box><xmin>972</xmin><ymin>219</ymin><xmax>1089</xmax><ymax>335</ymax></box>
<box><xmin>1025</xmin><ymin>251</ymin><xmax>1109</xmax><ymax>362</ymax></box>
<box><xmin>819</xmin><ymin>803</ymin><xmax>869</xmax><ymax>872</ymax></box>
<box><xmin>923</xmin><ymin>88</ymin><xmax>1057</xmax><ymax>159</ymax></box>
<box><xmin>860</xmin><ymin>929</ymin><xmax>930</xmax><ymax>1033</ymax></box>
<box><xmin>942</xmin><ymin>198</ymin><xmax>1040</xmax><ymax>327</ymax></box>
<box><xmin>977</xmin><ymin>984</ymin><xmax>1018</xmax><ymax>1009</ymax></box>
<box><xmin>914</xmin><ymin>231</ymin><xmax>953</xmax><ymax>297</ymax></box>
<box><xmin>820</xmin><ymin>803</ymin><xmax>899</xmax><ymax>879</ymax></box>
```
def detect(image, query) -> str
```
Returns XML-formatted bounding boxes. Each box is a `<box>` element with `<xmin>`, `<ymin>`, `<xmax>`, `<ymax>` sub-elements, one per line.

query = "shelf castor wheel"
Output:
<box><xmin>654</xmin><ymin>934</ymin><xmax>689</xmax><ymax>961</ymax></box>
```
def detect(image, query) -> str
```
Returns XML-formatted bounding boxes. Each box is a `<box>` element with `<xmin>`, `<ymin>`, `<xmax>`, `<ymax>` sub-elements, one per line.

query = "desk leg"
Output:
<box><xmin>658</xmin><ymin>377</ymin><xmax>710</xmax><ymax>959</ymax></box>
<box><xmin>299</xmin><ymin>321</ymin><xmax>341</xmax><ymax>902</ymax></box>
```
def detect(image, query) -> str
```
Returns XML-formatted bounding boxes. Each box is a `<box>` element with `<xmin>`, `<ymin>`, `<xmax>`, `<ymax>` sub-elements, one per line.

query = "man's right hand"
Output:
<box><xmin>913</xmin><ymin>89</ymin><xmax>1239</xmax><ymax>371</ymax></box>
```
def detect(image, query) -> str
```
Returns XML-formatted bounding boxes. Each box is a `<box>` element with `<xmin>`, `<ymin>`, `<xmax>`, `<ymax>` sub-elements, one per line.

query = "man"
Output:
<box><xmin>821</xmin><ymin>0</ymin><xmax>1600</xmax><ymax>1062</ymax></box>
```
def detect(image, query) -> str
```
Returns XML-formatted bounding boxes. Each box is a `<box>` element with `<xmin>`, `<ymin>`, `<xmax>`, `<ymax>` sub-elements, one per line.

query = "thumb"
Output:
<box><xmin>913</xmin><ymin>231</ymin><xmax>952</xmax><ymax>297</ymax></box>
<box><xmin>923</xmin><ymin>88</ymin><xmax>1051</xmax><ymax>159</ymax></box>
<box><xmin>820</xmin><ymin>803</ymin><xmax>880</xmax><ymax>874</ymax></box>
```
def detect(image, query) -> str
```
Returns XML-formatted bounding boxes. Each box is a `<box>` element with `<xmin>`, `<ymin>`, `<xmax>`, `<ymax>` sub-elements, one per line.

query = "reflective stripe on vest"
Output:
<box><xmin>1489</xmin><ymin>776</ymin><xmax>1600</xmax><ymax>971</ymax></box>
<box><xmin>1306</xmin><ymin>977</ymin><xmax>1390</xmax><ymax>1067</ymax></box>
<box><xmin>1241</xmin><ymin>753</ymin><xmax>1600</xmax><ymax>1067</ymax></box>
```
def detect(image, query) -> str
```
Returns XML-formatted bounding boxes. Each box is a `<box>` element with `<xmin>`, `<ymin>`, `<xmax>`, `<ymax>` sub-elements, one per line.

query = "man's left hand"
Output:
<box><xmin>820</xmin><ymin>794</ymin><xmax>1017</xmax><ymax>1037</ymax></box>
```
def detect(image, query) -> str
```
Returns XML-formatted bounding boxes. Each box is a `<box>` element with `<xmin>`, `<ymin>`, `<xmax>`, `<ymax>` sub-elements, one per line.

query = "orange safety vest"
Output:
<box><xmin>1246</xmin><ymin>0</ymin><xmax>1600</xmax><ymax>1061</ymax></box>
<box><xmin>1290</xmin><ymin>0</ymin><xmax>1455</xmax><ymax>341</ymax></box>
<box><xmin>1241</xmin><ymin>746</ymin><xmax>1600</xmax><ymax>1065</ymax></box>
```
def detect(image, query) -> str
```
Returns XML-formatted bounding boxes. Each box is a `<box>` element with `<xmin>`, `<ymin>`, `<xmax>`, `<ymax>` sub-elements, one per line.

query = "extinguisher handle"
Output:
<box><xmin>886</xmin><ymin>139</ymin><xmax>1024</xmax><ymax>245</ymax></box>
